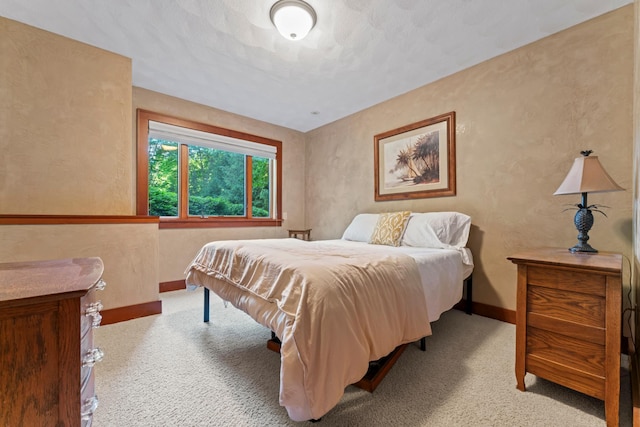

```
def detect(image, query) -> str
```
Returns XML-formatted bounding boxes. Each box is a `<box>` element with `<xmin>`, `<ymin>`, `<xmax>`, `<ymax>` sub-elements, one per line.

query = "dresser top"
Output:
<box><xmin>0</xmin><ymin>257</ymin><xmax>104</xmax><ymax>303</ymax></box>
<box><xmin>508</xmin><ymin>247</ymin><xmax>622</xmax><ymax>273</ymax></box>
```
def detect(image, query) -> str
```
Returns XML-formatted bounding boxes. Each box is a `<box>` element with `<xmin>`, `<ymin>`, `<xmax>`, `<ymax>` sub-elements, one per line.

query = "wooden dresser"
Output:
<box><xmin>0</xmin><ymin>257</ymin><xmax>105</xmax><ymax>427</ymax></box>
<box><xmin>508</xmin><ymin>248</ymin><xmax>622</xmax><ymax>427</ymax></box>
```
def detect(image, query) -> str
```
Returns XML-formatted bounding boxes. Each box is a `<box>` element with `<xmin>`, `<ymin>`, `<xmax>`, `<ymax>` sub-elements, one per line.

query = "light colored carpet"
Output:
<box><xmin>93</xmin><ymin>289</ymin><xmax>632</xmax><ymax>426</ymax></box>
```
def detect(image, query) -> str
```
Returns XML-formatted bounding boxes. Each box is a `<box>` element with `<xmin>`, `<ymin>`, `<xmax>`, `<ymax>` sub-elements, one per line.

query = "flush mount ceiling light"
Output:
<box><xmin>270</xmin><ymin>0</ymin><xmax>317</xmax><ymax>41</ymax></box>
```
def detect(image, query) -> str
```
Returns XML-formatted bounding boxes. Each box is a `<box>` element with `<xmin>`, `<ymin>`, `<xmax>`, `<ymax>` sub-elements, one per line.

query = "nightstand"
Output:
<box><xmin>288</xmin><ymin>228</ymin><xmax>311</xmax><ymax>241</ymax></box>
<box><xmin>508</xmin><ymin>248</ymin><xmax>622</xmax><ymax>427</ymax></box>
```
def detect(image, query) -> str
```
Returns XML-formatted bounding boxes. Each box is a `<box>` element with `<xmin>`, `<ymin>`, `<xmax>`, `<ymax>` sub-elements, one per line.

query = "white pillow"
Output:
<box><xmin>341</xmin><ymin>213</ymin><xmax>380</xmax><ymax>242</ymax></box>
<box><xmin>401</xmin><ymin>212</ymin><xmax>471</xmax><ymax>248</ymax></box>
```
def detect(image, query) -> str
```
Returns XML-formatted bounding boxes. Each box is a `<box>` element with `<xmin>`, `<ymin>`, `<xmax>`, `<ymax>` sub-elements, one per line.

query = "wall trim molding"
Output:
<box><xmin>101</xmin><ymin>300</ymin><xmax>162</xmax><ymax>325</ymax></box>
<box><xmin>99</xmin><ymin>296</ymin><xmax>632</xmax><ymax>356</ymax></box>
<box><xmin>158</xmin><ymin>287</ymin><xmax>520</xmax><ymax>323</ymax></box>
<box><xmin>454</xmin><ymin>299</ymin><xmax>516</xmax><ymax>324</ymax></box>
<box><xmin>0</xmin><ymin>215</ymin><xmax>159</xmax><ymax>225</ymax></box>
<box><xmin>160</xmin><ymin>280</ymin><xmax>187</xmax><ymax>293</ymax></box>
<box><xmin>114</xmin><ymin>291</ymin><xmax>640</xmax><ymax>356</ymax></box>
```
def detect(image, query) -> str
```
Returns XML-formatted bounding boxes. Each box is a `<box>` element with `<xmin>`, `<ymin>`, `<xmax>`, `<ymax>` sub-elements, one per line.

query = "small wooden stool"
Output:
<box><xmin>288</xmin><ymin>229</ymin><xmax>311</xmax><ymax>241</ymax></box>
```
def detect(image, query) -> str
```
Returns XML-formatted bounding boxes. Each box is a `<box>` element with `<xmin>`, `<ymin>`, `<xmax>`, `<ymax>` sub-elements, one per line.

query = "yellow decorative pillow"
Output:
<box><xmin>369</xmin><ymin>211</ymin><xmax>411</xmax><ymax>246</ymax></box>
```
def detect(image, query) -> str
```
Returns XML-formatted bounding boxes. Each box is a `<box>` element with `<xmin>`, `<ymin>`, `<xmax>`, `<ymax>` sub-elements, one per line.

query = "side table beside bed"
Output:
<box><xmin>508</xmin><ymin>248</ymin><xmax>622</xmax><ymax>427</ymax></box>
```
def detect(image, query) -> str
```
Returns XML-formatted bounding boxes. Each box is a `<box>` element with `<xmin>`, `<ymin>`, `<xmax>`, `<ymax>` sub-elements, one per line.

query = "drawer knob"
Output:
<box><xmin>95</xmin><ymin>279</ymin><xmax>107</xmax><ymax>291</ymax></box>
<box><xmin>85</xmin><ymin>301</ymin><xmax>104</xmax><ymax>328</ymax></box>
<box><xmin>81</xmin><ymin>395</ymin><xmax>99</xmax><ymax>421</ymax></box>
<box><xmin>85</xmin><ymin>301</ymin><xmax>103</xmax><ymax>314</ymax></box>
<box><xmin>82</xmin><ymin>348</ymin><xmax>104</xmax><ymax>367</ymax></box>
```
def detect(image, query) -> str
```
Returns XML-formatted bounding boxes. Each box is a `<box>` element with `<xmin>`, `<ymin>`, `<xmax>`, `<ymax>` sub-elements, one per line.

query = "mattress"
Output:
<box><xmin>317</xmin><ymin>239</ymin><xmax>473</xmax><ymax>322</ymax></box>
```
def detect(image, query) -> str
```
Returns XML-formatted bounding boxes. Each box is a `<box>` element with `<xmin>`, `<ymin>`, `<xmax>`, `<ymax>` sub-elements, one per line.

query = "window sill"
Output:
<box><xmin>158</xmin><ymin>217</ymin><xmax>283</xmax><ymax>229</ymax></box>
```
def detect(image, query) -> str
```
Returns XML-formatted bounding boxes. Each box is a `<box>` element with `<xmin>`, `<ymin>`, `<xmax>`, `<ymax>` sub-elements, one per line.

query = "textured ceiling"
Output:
<box><xmin>0</xmin><ymin>0</ymin><xmax>632</xmax><ymax>132</ymax></box>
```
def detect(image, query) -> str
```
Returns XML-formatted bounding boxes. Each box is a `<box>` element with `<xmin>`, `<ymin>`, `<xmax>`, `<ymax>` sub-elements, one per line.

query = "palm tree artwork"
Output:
<box><xmin>389</xmin><ymin>131</ymin><xmax>440</xmax><ymax>186</ymax></box>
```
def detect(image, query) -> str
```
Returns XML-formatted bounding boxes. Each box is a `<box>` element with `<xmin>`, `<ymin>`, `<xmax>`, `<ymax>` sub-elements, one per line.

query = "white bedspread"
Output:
<box><xmin>318</xmin><ymin>240</ymin><xmax>473</xmax><ymax>322</ymax></box>
<box><xmin>185</xmin><ymin>239</ymin><xmax>470</xmax><ymax>421</ymax></box>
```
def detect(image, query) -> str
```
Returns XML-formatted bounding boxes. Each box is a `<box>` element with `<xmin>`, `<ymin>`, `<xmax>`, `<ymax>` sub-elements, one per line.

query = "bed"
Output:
<box><xmin>184</xmin><ymin>211</ymin><xmax>474</xmax><ymax>421</ymax></box>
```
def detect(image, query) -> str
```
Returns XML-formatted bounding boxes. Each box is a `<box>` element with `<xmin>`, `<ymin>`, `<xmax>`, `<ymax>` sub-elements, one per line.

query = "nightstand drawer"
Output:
<box><xmin>527</xmin><ymin>285</ymin><xmax>605</xmax><ymax>327</ymax></box>
<box><xmin>526</xmin><ymin>355</ymin><xmax>605</xmax><ymax>401</ymax></box>
<box><xmin>528</xmin><ymin>266</ymin><xmax>605</xmax><ymax>296</ymax></box>
<box><xmin>527</xmin><ymin>327</ymin><xmax>604</xmax><ymax>375</ymax></box>
<box><xmin>527</xmin><ymin>311</ymin><xmax>605</xmax><ymax>345</ymax></box>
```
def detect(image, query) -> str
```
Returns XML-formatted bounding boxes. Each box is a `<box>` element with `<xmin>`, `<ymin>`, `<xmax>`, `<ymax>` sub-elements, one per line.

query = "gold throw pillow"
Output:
<box><xmin>369</xmin><ymin>211</ymin><xmax>411</xmax><ymax>246</ymax></box>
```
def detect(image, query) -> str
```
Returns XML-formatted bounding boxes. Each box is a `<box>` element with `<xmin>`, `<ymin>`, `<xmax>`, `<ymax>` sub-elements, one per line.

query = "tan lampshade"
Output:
<box><xmin>554</xmin><ymin>155</ymin><xmax>624</xmax><ymax>195</ymax></box>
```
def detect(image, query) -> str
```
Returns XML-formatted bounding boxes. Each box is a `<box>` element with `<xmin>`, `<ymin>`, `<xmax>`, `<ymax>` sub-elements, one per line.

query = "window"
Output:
<box><xmin>137</xmin><ymin>110</ymin><xmax>282</xmax><ymax>228</ymax></box>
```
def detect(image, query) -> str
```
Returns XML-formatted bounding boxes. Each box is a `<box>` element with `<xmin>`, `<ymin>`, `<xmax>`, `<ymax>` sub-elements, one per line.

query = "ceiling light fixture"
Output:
<box><xmin>270</xmin><ymin>0</ymin><xmax>317</xmax><ymax>41</ymax></box>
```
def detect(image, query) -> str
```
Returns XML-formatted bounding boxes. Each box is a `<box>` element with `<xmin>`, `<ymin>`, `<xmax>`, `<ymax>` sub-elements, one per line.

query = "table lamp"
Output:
<box><xmin>553</xmin><ymin>150</ymin><xmax>623</xmax><ymax>253</ymax></box>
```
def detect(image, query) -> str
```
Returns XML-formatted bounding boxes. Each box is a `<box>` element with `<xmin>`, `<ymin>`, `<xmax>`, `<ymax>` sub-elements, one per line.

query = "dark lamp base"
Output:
<box><xmin>569</xmin><ymin>201</ymin><xmax>598</xmax><ymax>254</ymax></box>
<box><xmin>569</xmin><ymin>243</ymin><xmax>597</xmax><ymax>253</ymax></box>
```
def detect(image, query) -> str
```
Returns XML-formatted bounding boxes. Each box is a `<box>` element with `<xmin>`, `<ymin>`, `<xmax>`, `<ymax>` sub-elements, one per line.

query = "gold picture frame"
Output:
<box><xmin>374</xmin><ymin>111</ymin><xmax>456</xmax><ymax>201</ymax></box>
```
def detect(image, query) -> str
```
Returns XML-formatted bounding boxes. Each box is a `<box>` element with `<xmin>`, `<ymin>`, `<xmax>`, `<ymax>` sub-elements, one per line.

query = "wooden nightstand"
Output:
<box><xmin>288</xmin><ymin>228</ymin><xmax>311</xmax><ymax>241</ymax></box>
<box><xmin>508</xmin><ymin>248</ymin><xmax>622</xmax><ymax>427</ymax></box>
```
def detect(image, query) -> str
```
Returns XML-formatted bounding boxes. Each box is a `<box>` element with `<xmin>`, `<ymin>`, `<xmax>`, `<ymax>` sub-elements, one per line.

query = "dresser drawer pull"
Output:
<box><xmin>85</xmin><ymin>301</ymin><xmax>104</xmax><ymax>328</ymax></box>
<box><xmin>81</xmin><ymin>395</ymin><xmax>99</xmax><ymax>421</ymax></box>
<box><xmin>95</xmin><ymin>279</ymin><xmax>107</xmax><ymax>291</ymax></box>
<box><xmin>82</xmin><ymin>348</ymin><xmax>104</xmax><ymax>367</ymax></box>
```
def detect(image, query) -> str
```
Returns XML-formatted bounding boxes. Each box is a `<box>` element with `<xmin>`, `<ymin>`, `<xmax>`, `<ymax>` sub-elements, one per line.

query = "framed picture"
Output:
<box><xmin>374</xmin><ymin>111</ymin><xmax>456</xmax><ymax>201</ymax></box>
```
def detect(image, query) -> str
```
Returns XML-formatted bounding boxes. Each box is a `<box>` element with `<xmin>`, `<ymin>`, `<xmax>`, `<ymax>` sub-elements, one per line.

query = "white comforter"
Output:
<box><xmin>185</xmin><ymin>238</ymin><xmax>432</xmax><ymax>421</ymax></box>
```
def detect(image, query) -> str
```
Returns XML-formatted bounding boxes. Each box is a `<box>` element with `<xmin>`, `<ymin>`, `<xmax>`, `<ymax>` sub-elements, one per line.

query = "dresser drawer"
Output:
<box><xmin>80</xmin><ymin>330</ymin><xmax>102</xmax><ymax>395</ymax></box>
<box><xmin>80</xmin><ymin>333</ymin><xmax>100</xmax><ymax>427</ymax></box>
<box><xmin>81</xmin><ymin>394</ymin><xmax>99</xmax><ymax>427</ymax></box>
<box><xmin>81</xmin><ymin>279</ymin><xmax>105</xmax><ymax>337</ymax></box>
<box><xmin>81</xmin><ymin>364</ymin><xmax>95</xmax><ymax>397</ymax></box>
<box><xmin>80</xmin><ymin>278</ymin><xmax>105</xmax><ymax>427</ymax></box>
<box><xmin>81</xmin><ymin>367</ymin><xmax>97</xmax><ymax>420</ymax></box>
<box><xmin>80</xmin><ymin>278</ymin><xmax>104</xmax><ymax>372</ymax></box>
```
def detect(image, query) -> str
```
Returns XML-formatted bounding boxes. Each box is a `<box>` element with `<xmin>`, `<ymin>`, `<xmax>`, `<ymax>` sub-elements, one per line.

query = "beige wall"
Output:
<box><xmin>0</xmin><ymin>17</ymin><xmax>133</xmax><ymax>215</ymax></box>
<box><xmin>0</xmin><ymin>16</ymin><xmax>307</xmax><ymax>306</ymax></box>
<box><xmin>633</xmin><ymin>0</ymin><xmax>639</xmax><ymax>376</ymax></box>
<box><xmin>132</xmin><ymin>88</ymin><xmax>307</xmax><ymax>283</ymax></box>
<box><xmin>0</xmin><ymin>224</ymin><xmax>158</xmax><ymax>310</ymax></box>
<box><xmin>1</xmin><ymin>8</ymin><xmax>635</xmax><ymax>316</ymax></box>
<box><xmin>305</xmin><ymin>6</ymin><xmax>635</xmax><ymax>312</ymax></box>
<box><xmin>0</xmin><ymin>17</ymin><xmax>157</xmax><ymax>311</ymax></box>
